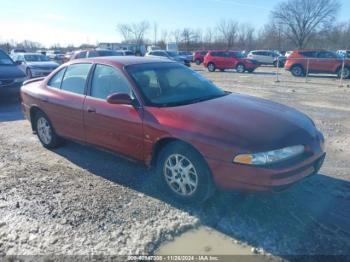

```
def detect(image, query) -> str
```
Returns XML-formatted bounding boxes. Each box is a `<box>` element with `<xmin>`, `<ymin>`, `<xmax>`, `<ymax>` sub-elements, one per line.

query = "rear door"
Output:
<box><xmin>44</xmin><ymin>63</ymin><xmax>92</xmax><ymax>141</ymax></box>
<box><xmin>83</xmin><ymin>64</ymin><xmax>144</xmax><ymax>160</ymax></box>
<box><xmin>316</xmin><ymin>51</ymin><xmax>338</xmax><ymax>73</ymax></box>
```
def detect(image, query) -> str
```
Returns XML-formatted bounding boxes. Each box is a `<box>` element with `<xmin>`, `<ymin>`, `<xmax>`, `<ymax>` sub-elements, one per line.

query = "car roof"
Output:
<box><xmin>70</xmin><ymin>56</ymin><xmax>175</xmax><ymax>66</ymax></box>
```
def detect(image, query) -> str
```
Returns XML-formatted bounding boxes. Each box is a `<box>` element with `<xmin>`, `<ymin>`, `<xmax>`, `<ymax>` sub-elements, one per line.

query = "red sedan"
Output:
<box><xmin>20</xmin><ymin>57</ymin><xmax>325</xmax><ymax>204</ymax></box>
<box><xmin>204</xmin><ymin>50</ymin><xmax>260</xmax><ymax>73</ymax></box>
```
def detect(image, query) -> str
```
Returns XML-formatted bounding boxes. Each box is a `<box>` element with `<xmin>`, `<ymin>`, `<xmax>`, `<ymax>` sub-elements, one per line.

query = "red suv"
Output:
<box><xmin>285</xmin><ymin>50</ymin><xmax>350</xmax><ymax>78</ymax></box>
<box><xmin>193</xmin><ymin>50</ymin><xmax>208</xmax><ymax>65</ymax></box>
<box><xmin>203</xmin><ymin>50</ymin><xmax>259</xmax><ymax>73</ymax></box>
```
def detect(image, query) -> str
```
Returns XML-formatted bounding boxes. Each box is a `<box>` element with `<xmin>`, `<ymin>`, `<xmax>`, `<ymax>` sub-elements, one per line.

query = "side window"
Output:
<box><xmin>87</xmin><ymin>51</ymin><xmax>98</xmax><ymax>58</ymax></box>
<box><xmin>76</xmin><ymin>51</ymin><xmax>87</xmax><ymax>59</ymax></box>
<box><xmin>90</xmin><ymin>64</ymin><xmax>131</xmax><ymax>99</ymax></box>
<box><xmin>48</xmin><ymin>68</ymin><xmax>66</xmax><ymax>89</ymax></box>
<box><xmin>318</xmin><ymin>52</ymin><xmax>336</xmax><ymax>59</ymax></box>
<box><xmin>61</xmin><ymin>64</ymin><xmax>92</xmax><ymax>95</ymax></box>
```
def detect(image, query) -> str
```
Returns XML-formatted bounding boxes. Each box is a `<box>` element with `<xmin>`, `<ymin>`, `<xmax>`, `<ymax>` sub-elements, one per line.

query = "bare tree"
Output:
<box><xmin>172</xmin><ymin>29</ymin><xmax>182</xmax><ymax>44</ymax></box>
<box><xmin>216</xmin><ymin>19</ymin><xmax>239</xmax><ymax>49</ymax></box>
<box><xmin>271</xmin><ymin>0</ymin><xmax>341</xmax><ymax>49</ymax></box>
<box><xmin>237</xmin><ymin>24</ymin><xmax>256</xmax><ymax>51</ymax></box>
<box><xmin>117</xmin><ymin>21</ymin><xmax>150</xmax><ymax>45</ymax></box>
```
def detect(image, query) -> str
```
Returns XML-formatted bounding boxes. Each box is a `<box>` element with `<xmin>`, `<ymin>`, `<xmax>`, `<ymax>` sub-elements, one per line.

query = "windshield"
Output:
<box><xmin>24</xmin><ymin>54</ymin><xmax>50</xmax><ymax>62</ymax></box>
<box><xmin>166</xmin><ymin>51</ymin><xmax>178</xmax><ymax>57</ymax></box>
<box><xmin>126</xmin><ymin>62</ymin><xmax>227</xmax><ymax>107</ymax></box>
<box><xmin>0</xmin><ymin>51</ymin><xmax>15</xmax><ymax>65</ymax></box>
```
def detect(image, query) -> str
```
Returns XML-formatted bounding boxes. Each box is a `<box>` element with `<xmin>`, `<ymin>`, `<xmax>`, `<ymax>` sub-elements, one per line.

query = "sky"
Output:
<box><xmin>0</xmin><ymin>0</ymin><xmax>349</xmax><ymax>47</ymax></box>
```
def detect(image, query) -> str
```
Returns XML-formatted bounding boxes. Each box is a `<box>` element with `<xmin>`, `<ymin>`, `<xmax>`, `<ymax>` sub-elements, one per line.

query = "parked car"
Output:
<box><xmin>70</xmin><ymin>49</ymin><xmax>127</xmax><ymax>60</ymax></box>
<box><xmin>193</xmin><ymin>50</ymin><xmax>208</xmax><ymax>65</ymax></box>
<box><xmin>0</xmin><ymin>49</ymin><xmax>26</xmax><ymax>93</ymax></box>
<box><xmin>20</xmin><ymin>56</ymin><xmax>325</xmax><ymax>204</ymax></box>
<box><xmin>284</xmin><ymin>50</ymin><xmax>350</xmax><ymax>79</ymax></box>
<box><xmin>178</xmin><ymin>51</ymin><xmax>193</xmax><ymax>61</ymax></box>
<box><xmin>46</xmin><ymin>50</ymin><xmax>65</xmax><ymax>62</ymax></box>
<box><xmin>145</xmin><ymin>50</ymin><xmax>191</xmax><ymax>66</ymax></box>
<box><xmin>11</xmin><ymin>53</ymin><xmax>59</xmax><ymax>78</ymax></box>
<box><xmin>10</xmin><ymin>49</ymin><xmax>26</xmax><ymax>54</ymax></box>
<box><xmin>203</xmin><ymin>50</ymin><xmax>259</xmax><ymax>73</ymax></box>
<box><xmin>247</xmin><ymin>50</ymin><xmax>281</xmax><ymax>66</ymax></box>
<box><xmin>337</xmin><ymin>50</ymin><xmax>350</xmax><ymax>59</ymax></box>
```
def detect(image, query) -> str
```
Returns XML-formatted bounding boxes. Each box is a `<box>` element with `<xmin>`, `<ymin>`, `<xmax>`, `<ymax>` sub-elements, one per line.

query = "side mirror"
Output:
<box><xmin>15</xmin><ymin>60</ymin><xmax>23</xmax><ymax>65</ymax></box>
<box><xmin>106</xmin><ymin>93</ymin><xmax>133</xmax><ymax>105</ymax></box>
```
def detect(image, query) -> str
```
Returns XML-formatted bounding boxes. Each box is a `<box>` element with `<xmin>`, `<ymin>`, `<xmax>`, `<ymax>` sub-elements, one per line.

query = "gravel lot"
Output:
<box><xmin>0</xmin><ymin>66</ymin><xmax>349</xmax><ymax>260</ymax></box>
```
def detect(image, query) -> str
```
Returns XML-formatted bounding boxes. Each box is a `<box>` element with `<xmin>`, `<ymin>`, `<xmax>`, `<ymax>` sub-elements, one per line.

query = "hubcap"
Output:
<box><xmin>163</xmin><ymin>154</ymin><xmax>198</xmax><ymax>196</ymax></box>
<box><xmin>37</xmin><ymin>117</ymin><xmax>52</xmax><ymax>145</ymax></box>
<box><xmin>237</xmin><ymin>65</ymin><xmax>244</xmax><ymax>73</ymax></box>
<box><xmin>208</xmin><ymin>64</ymin><xmax>214</xmax><ymax>71</ymax></box>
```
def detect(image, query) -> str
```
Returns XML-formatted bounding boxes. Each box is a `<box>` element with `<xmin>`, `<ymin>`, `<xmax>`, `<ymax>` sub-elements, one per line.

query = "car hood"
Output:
<box><xmin>27</xmin><ymin>61</ymin><xmax>59</xmax><ymax>68</ymax></box>
<box><xmin>147</xmin><ymin>93</ymin><xmax>318</xmax><ymax>152</ymax></box>
<box><xmin>0</xmin><ymin>65</ymin><xmax>26</xmax><ymax>79</ymax></box>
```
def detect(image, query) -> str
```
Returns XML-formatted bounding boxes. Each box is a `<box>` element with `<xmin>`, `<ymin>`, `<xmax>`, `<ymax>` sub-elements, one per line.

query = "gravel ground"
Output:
<box><xmin>0</xmin><ymin>66</ymin><xmax>349</xmax><ymax>260</ymax></box>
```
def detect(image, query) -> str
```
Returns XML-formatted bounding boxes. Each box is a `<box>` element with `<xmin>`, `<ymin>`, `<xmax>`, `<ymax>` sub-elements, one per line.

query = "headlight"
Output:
<box><xmin>233</xmin><ymin>145</ymin><xmax>305</xmax><ymax>165</ymax></box>
<box><xmin>14</xmin><ymin>77</ymin><xmax>27</xmax><ymax>83</ymax></box>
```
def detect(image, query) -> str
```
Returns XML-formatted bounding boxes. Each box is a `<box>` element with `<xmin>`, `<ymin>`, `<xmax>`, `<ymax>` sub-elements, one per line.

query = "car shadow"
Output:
<box><xmin>53</xmin><ymin>141</ymin><xmax>350</xmax><ymax>257</ymax></box>
<box><xmin>0</xmin><ymin>93</ymin><xmax>24</xmax><ymax>122</ymax></box>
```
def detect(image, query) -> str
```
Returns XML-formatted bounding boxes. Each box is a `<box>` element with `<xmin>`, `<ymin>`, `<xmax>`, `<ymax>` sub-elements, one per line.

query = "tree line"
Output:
<box><xmin>1</xmin><ymin>0</ymin><xmax>349</xmax><ymax>53</ymax></box>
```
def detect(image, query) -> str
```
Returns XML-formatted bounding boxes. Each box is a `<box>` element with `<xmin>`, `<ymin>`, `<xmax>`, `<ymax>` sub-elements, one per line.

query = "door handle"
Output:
<box><xmin>87</xmin><ymin>107</ymin><xmax>96</xmax><ymax>113</ymax></box>
<box><xmin>41</xmin><ymin>97</ymin><xmax>49</xmax><ymax>103</ymax></box>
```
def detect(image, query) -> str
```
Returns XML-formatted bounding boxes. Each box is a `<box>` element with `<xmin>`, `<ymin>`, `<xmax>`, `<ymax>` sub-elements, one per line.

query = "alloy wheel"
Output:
<box><xmin>37</xmin><ymin>117</ymin><xmax>52</xmax><ymax>145</ymax></box>
<box><xmin>163</xmin><ymin>154</ymin><xmax>198</xmax><ymax>196</ymax></box>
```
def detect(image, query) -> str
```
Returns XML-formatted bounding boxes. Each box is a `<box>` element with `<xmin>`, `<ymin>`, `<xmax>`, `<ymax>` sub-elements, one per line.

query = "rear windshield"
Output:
<box><xmin>0</xmin><ymin>51</ymin><xmax>15</xmax><ymax>65</ymax></box>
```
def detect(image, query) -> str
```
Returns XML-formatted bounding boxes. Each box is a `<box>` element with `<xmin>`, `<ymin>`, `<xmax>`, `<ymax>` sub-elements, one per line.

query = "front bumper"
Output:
<box><xmin>207</xmin><ymin>152</ymin><xmax>326</xmax><ymax>192</ymax></box>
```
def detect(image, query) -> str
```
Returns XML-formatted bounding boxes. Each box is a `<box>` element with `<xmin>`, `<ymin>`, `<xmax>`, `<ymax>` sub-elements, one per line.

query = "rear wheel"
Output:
<box><xmin>35</xmin><ymin>111</ymin><xmax>61</xmax><ymax>148</ymax></box>
<box><xmin>291</xmin><ymin>65</ymin><xmax>304</xmax><ymax>77</ymax></box>
<box><xmin>247</xmin><ymin>69</ymin><xmax>255</xmax><ymax>73</ymax></box>
<box><xmin>195</xmin><ymin>59</ymin><xmax>201</xmax><ymax>65</ymax></box>
<box><xmin>220</xmin><ymin>69</ymin><xmax>225</xmax><ymax>72</ymax></box>
<box><xmin>156</xmin><ymin>142</ymin><xmax>215</xmax><ymax>205</ymax></box>
<box><xmin>337</xmin><ymin>67</ymin><xmax>350</xmax><ymax>79</ymax></box>
<box><xmin>236</xmin><ymin>63</ymin><xmax>245</xmax><ymax>73</ymax></box>
<box><xmin>207</xmin><ymin>63</ymin><xmax>216</xmax><ymax>72</ymax></box>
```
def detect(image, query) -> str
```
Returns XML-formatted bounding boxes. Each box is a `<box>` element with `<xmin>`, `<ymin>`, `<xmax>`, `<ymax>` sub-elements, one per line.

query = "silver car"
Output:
<box><xmin>11</xmin><ymin>53</ymin><xmax>59</xmax><ymax>78</ymax></box>
<box><xmin>247</xmin><ymin>50</ymin><xmax>281</xmax><ymax>66</ymax></box>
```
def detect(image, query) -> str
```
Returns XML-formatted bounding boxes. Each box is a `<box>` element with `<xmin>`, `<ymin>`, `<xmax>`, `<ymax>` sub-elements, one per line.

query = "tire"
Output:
<box><xmin>337</xmin><ymin>67</ymin><xmax>350</xmax><ymax>79</ymax></box>
<box><xmin>207</xmin><ymin>62</ymin><xmax>216</xmax><ymax>72</ymax></box>
<box><xmin>34</xmin><ymin>111</ymin><xmax>61</xmax><ymax>149</ymax></box>
<box><xmin>195</xmin><ymin>59</ymin><xmax>201</xmax><ymax>65</ymax></box>
<box><xmin>220</xmin><ymin>69</ymin><xmax>225</xmax><ymax>72</ymax></box>
<box><xmin>236</xmin><ymin>63</ymin><xmax>245</xmax><ymax>73</ymax></box>
<box><xmin>247</xmin><ymin>69</ymin><xmax>255</xmax><ymax>73</ymax></box>
<box><xmin>26</xmin><ymin>68</ymin><xmax>32</xmax><ymax>79</ymax></box>
<box><xmin>291</xmin><ymin>65</ymin><xmax>304</xmax><ymax>77</ymax></box>
<box><xmin>156</xmin><ymin>142</ymin><xmax>215</xmax><ymax>205</ymax></box>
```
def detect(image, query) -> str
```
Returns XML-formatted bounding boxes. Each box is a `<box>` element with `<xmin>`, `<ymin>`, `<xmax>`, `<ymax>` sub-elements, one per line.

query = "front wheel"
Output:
<box><xmin>207</xmin><ymin>63</ymin><xmax>216</xmax><ymax>72</ymax></box>
<box><xmin>291</xmin><ymin>65</ymin><xmax>305</xmax><ymax>77</ymax></box>
<box><xmin>35</xmin><ymin>111</ymin><xmax>61</xmax><ymax>148</ymax></box>
<box><xmin>26</xmin><ymin>68</ymin><xmax>32</xmax><ymax>79</ymax></box>
<box><xmin>337</xmin><ymin>67</ymin><xmax>350</xmax><ymax>79</ymax></box>
<box><xmin>236</xmin><ymin>63</ymin><xmax>245</xmax><ymax>73</ymax></box>
<box><xmin>156</xmin><ymin>142</ymin><xmax>215</xmax><ymax>205</ymax></box>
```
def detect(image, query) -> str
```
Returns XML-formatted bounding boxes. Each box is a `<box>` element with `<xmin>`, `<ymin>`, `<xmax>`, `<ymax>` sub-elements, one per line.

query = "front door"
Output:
<box><xmin>83</xmin><ymin>64</ymin><xmax>144</xmax><ymax>160</ymax></box>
